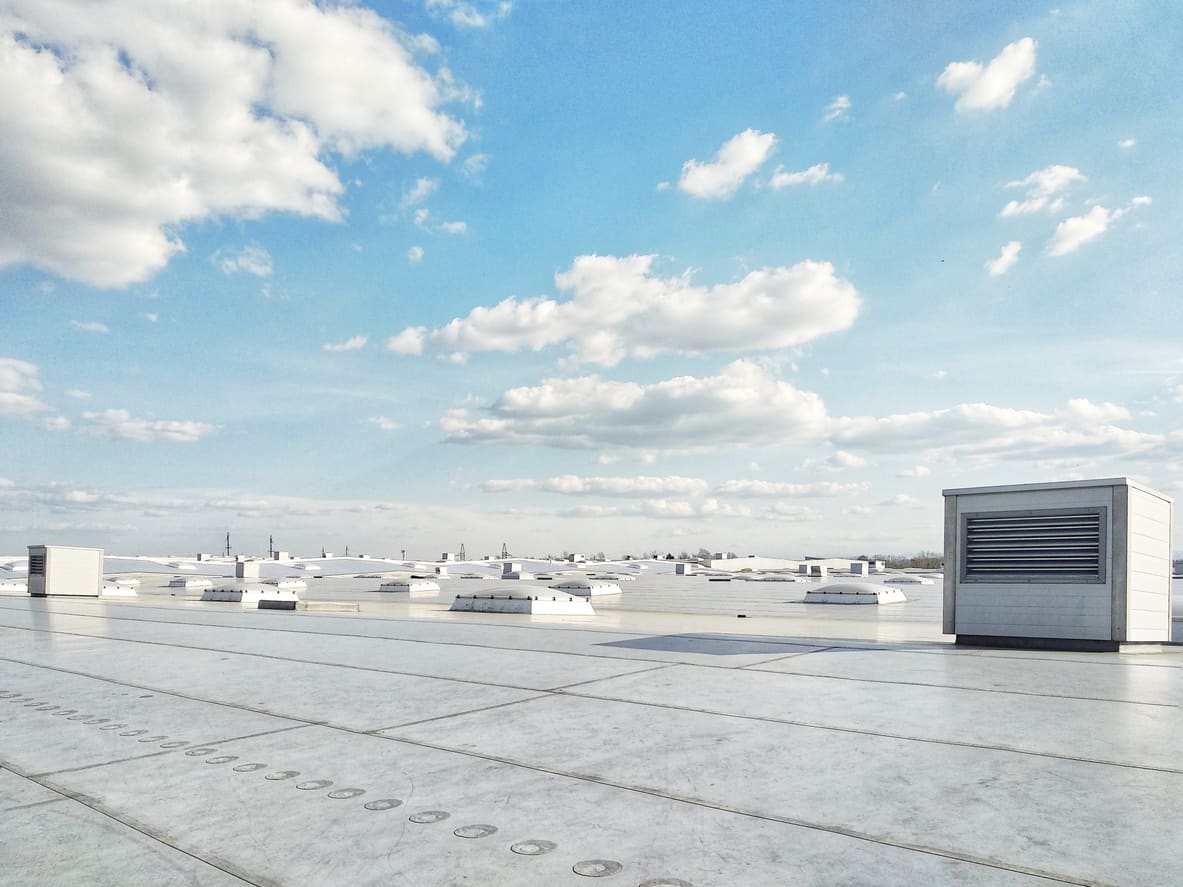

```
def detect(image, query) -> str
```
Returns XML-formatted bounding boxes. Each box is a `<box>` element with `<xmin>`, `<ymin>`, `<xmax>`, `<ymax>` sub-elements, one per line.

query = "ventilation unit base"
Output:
<box><xmin>955</xmin><ymin>635</ymin><xmax>1174</xmax><ymax>654</ymax></box>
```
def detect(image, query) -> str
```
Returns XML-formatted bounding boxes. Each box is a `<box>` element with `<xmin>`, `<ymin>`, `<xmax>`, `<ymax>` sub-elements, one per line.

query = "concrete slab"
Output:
<box><xmin>0</xmin><ymin>606</ymin><xmax>666</xmax><ymax>690</ymax></box>
<box><xmin>749</xmin><ymin>646</ymin><xmax>1183</xmax><ymax>705</ymax></box>
<box><xmin>553</xmin><ymin>661</ymin><xmax>1183</xmax><ymax>770</ymax></box>
<box><xmin>0</xmin><ymin>658</ymin><xmax>306</xmax><ymax>774</ymax></box>
<box><xmin>28</xmin><ymin>724</ymin><xmax>1065</xmax><ymax>887</ymax></box>
<box><xmin>1</xmin><ymin>582</ymin><xmax>1178</xmax><ymax>887</ymax></box>
<box><xmin>0</xmin><ymin>769</ymin><xmax>251</xmax><ymax>887</ymax></box>
<box><xmin>384</xmin><ymin>694</ymin><xmax>1181</xmax><ymax>886</ymax></box>
<box><xmin>0</xmin><ymin>598</ymin><xmax>828</xmax><ymax>669</ymax></box>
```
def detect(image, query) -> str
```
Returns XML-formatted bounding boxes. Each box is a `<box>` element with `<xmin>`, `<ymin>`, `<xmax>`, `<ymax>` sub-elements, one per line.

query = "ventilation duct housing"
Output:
<box><xmin>961</xmin><ymin>509</ymin><xmax>1104</xmax><ymax>581</ymax></box>
<box><xmin>943</xmin><ymin>479</ymin><xmax>1172</xmax><ymax>651</ymax></box>
<box><xmin>27</xmin><ymin>545</ymin><xmax>104</xmax><ymax>597</ymax></box>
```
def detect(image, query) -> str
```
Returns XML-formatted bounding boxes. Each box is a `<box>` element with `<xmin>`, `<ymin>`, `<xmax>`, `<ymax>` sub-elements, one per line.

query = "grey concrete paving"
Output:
<box><xmin>1</xmin><ymin>584</ymin><xmax>1179</xmax><ymax>886</ymax></box>
<box><xmin>1</xmin><ymin>770</ymin><xmax>252</xmax><ymax>887</ymax></box>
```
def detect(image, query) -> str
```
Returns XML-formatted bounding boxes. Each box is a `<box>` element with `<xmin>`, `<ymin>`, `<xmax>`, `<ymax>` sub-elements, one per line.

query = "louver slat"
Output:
<box><xmin>964</xmin><ymin>511</ymin><xmax>1102</xmax><ymax>580</ymax></box>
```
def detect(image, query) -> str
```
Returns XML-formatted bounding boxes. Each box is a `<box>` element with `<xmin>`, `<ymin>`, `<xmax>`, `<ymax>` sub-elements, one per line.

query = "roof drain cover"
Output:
<box><xmin>573</xmin><ymin>860</ymin><xmax>623</xmax><ymax>877</ymax></box>
<box><xmin>511</xmin><ymin>840</ymin><xmax>556</xmax><ymax>856</ymax></box>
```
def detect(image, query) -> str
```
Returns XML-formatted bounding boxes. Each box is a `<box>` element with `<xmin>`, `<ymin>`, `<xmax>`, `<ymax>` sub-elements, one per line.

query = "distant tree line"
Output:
<box><xmin>856</xmin><ymin>550</ymin><xmax>944</xmax><ymax>570</ymax></box>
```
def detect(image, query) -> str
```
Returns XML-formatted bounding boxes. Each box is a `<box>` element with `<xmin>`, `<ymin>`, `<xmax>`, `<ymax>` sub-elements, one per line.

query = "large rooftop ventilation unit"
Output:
<box><xmin>27</xmin><ymin>545</ymin><xmax>104</xmax><ymax>597</ymax></box>
<box><xmin>943</xmin><ymin>478</ymin><xmax>1172</xmax><ymax>651</ymax></box>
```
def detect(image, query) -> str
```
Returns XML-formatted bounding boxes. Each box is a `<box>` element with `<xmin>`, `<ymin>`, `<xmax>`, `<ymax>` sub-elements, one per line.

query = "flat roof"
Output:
<box><xmin>2</xmin><ymin>574</ymin><xmax>1180</xmax><ymax>886</ymax></box>
<box><xmin>942</xmin><ymin>476</ymin><xmax>1174</xmax><ymax>501</ymax></box>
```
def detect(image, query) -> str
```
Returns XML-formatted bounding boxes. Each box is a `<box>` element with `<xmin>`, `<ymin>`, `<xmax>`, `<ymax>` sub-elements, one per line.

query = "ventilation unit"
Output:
<box><xmin>943</xmin><ymin>478</ymin><xmax>1172</xmax><ymax>651</ymax></box>
<box><xmin>27</xmin><ymin>545</ymin><xmax>104</xmax><ymax>597</ymax></box>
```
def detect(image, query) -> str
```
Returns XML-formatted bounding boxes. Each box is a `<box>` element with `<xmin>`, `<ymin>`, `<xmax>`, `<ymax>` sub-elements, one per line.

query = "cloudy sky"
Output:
<box><xmin>2</xmin><ymin>0</ymin><xmax>1180</xmax><ymax>559</ymax></box>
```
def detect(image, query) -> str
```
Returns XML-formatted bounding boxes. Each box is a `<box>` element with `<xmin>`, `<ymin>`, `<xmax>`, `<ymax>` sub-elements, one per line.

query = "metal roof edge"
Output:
<box><xmin>942</xmin><ymin>477</ymin><xmax>1173</xmax><ymax>503</ymax></box>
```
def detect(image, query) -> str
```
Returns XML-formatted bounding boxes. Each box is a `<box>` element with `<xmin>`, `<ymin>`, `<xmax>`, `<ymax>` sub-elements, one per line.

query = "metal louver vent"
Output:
<box><xmin>28</xmin><ymin>553</ymin><xmax>46</xmax><ymax>576</ymax></box>
<box><xmin>962</xmin><ymin>508</ymin><xmax>1105</xmax><ymax>582</ymax></box>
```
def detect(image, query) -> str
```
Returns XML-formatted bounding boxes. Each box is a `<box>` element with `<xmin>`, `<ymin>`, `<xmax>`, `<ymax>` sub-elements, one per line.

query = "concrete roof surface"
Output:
<box><xmin>1</xmin><ymin>576</ymin><xmax>1180</xmax><ymax>887</ymax></box>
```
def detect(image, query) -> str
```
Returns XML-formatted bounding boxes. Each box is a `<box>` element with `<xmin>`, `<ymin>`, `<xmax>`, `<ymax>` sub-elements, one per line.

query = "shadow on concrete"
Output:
<box><xmin>595</xmin><ymin>633</ymin><xmax>824</xmax><ymax>656</ymax></box>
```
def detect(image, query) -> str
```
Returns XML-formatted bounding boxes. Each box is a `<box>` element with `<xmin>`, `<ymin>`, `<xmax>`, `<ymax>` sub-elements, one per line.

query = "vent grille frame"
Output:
<box><xmin>959</xmin><ymin>507</ymin><xmax>1107</xmax><ymax>584</ymax></box>
<box><xmin>28</xmin><ymin>553</ymin><xmax>46</xmax><ymax>576</ymax></box>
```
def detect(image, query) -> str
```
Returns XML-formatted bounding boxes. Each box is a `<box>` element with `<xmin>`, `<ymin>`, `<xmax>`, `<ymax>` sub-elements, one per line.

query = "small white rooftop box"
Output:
<box><xmin>27</xmin><ymin>545</ymin><xmax>104</xmax><ymax>597</ymax></box>
<box><xmin>943</xmin><ymin>478</ymin><xmax>1173</xmax><ymax>651</ymax></box>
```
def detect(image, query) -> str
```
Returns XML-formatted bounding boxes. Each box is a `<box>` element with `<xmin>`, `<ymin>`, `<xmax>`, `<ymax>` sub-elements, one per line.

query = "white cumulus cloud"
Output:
<box><xmin>762</xmin><ymin>502</ymin><xmax>821</xmax><ymax>521</ymax></box>
<box><xmin>385</xmin><ymin>326</ymin><xmax>426</xmax><ymax>354</ymax></box>
<box><xmin>544</xmin><ymin>475</ymin><xmax>708</xmax><ymax>497</ymax></box>
<box><xmin>400</xmin><ymin>177</ymin><xmax>439</xmax><ymax>209</ymax></box>
<box><xmin>999</xmin><ymin>165</ymin><xmax>1085</xmax><ymax>217</ymax></box>
<box><xmin>822</xmin><ymin>450</ymin><xmax>867</xmax><ymax>471</ymax></box>
<box><xmin>1047</xmin><ymin>206</ymin><xmax>1124</xmax><ymax>256</ymax></box>
<box><xmin>462</xmin><ymin>153</ymin><xmax>490</xmax><ymax>180</ymax></box>
<box><xmin>0</xmin><ymin>356</ymin><xmax>53</xmax><ymax>419</ymax></box>
<box><xmin>0</xmin><ymin>1</ymin><xmax>467</xmax><ymax>287</ymax></box>
<box><xmin>407</xmin><ymin>245</ymin><xmax>425</xmax><ymax>264</ymax></box>
<box><xmin>427</xmin><ymin>0</ymin><xmax>512</xmax><ymax>29</ymax></box>
<box><xmin>831</xmin><ymin>399</ymin><xmax>1161</xmax><ymax>462</ymax></box>
<box><xmin>442</xmin><ymin>359</ymin><xmax>831</xmax><ymax>452</ymax></box>
<box><xmin>323</xmin><ymin>335</ymin><xmax>368</xmax><ymax>352</ymax></box>
<box><xmin>769</xmin><ymin>162</ymin><xmax>844</xmax><ymax>190</ymax></box>
<box><xmin>214</xmin><ymin>244</ymin><xmax>273</xmax><ymax>277</ymax></box>
<box><xmin>677</xmin><ymin>129</ymin><xmax>777</xmax><ymax>199</ymax></box>
<box><xmin>390</xmin><ymin>254</ymin><xmax>860</xmax><ymax>366</ymax></box>
<box><xmin>81</xmin><ymin>408</ymin><xmax>216</xmax><ymax>442</ymax></box>
<box><xmin>823</xmin><ymin>95</ymin><xmax>851</xmax><ymax>122</ymax></box>
<box><xmin>367</xmin><ymin>416</ymin><xmax>401</xmax><ymax>431</ymax></box>
<box><xmin>0</xmin><ymin>357</ymin><xmax>42</xmax><ymax>393</ymax></box>
<box><xmin>713</xmin><ymin>480</ymin><xmax>868</xmax><ymax>497</ymax></box>
<box><xmin>71</xmin><ymin>320</ymin><xmax>110</xmax><ymax>334</ymax></box>
<box><xmin>482</xmin><ymin>475</ymin><xmax>710</xmax><ymax>497</ymax></box>
<box><xmin>985</xmin><ymin>241</ymin><xmax>1021</xmax><ymax>276</ymax></box>
<box><xmin>1059</xmin><ymin>398</ymin><xmax>1130</xmax><ymax>424</ymax></box>
<box><xmin>938</xmin><ymin>37</ymin><xmax>1038</xmax><ymax>112</ymax></box>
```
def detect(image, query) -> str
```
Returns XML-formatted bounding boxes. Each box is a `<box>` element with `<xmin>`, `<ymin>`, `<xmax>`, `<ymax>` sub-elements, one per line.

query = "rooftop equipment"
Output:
<box><xmin>27</xmin><ymin>545</ymin><xmax>103</xmax><ymax>597</ymax></box>
<box><xmin>450</xmin><ymin>592</ymin><xmax>595</xmax><ymax>615</ymax></box>
<box><xmin>235</xmin><ymin>561</ymin><xmax>260</xmax><ymax>580</ymax></box>
<box><xmin>168</xmin><ymin>577</ymin><xmax>213</xmax><ymax>589</ymax></box>
<box><xmin>805</xmin><ymin>582</ymin><xmax>907</xmax><ymax>605</ymax></box>
<box><xmin>378</xmin><ymin>580</ymin><xmax>440</xmax><ymax>593</ymax></box>
<box><xmin>943</xmin><ymin>478</ymin><xmax>1173</xmax><ymax>651</ymax></box>
<box><xmin>548</xmin><ymin>579</ymin><xmax>621</xmax><ymax>596</ymax></box>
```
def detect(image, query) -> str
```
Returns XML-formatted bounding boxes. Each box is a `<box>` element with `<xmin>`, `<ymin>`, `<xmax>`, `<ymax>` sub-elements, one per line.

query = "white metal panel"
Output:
<box><xmin>29</xmin><ymin>545</ymin><xmax>103</xmax><ymax>597</ymax></box>
<box><xmin>945</xmin><ymin>479</ymin><xmax>1172</xmax><ymax>646</ymax></box>
<box><xmin>1123</xmin><ymin>487</ymin><xmax>1172</xmax><ymax>641</ymax></box>
<box><xmin>952</xmin><ymin>485</ymin><xmax>1114</xmax><ymax>640</ymax></box>
<box><xmin>946</xmin><ymin>484</ymin><xmax>1116</xmax><ymax>642</ymax></box>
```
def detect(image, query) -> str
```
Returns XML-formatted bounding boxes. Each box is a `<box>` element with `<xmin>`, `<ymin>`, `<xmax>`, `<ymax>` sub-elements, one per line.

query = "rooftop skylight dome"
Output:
<box><xmin>804</xmin><ymin>582</ymin><xmax>908</xmax><ymax>604</ymax></box>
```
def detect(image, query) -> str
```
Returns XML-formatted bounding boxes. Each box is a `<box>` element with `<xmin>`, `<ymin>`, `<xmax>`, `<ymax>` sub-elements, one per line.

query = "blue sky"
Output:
<box><xmin>1</xmin><ymin>0</ymin><xmax>1180</xmax><ymax>559</ymax></box>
